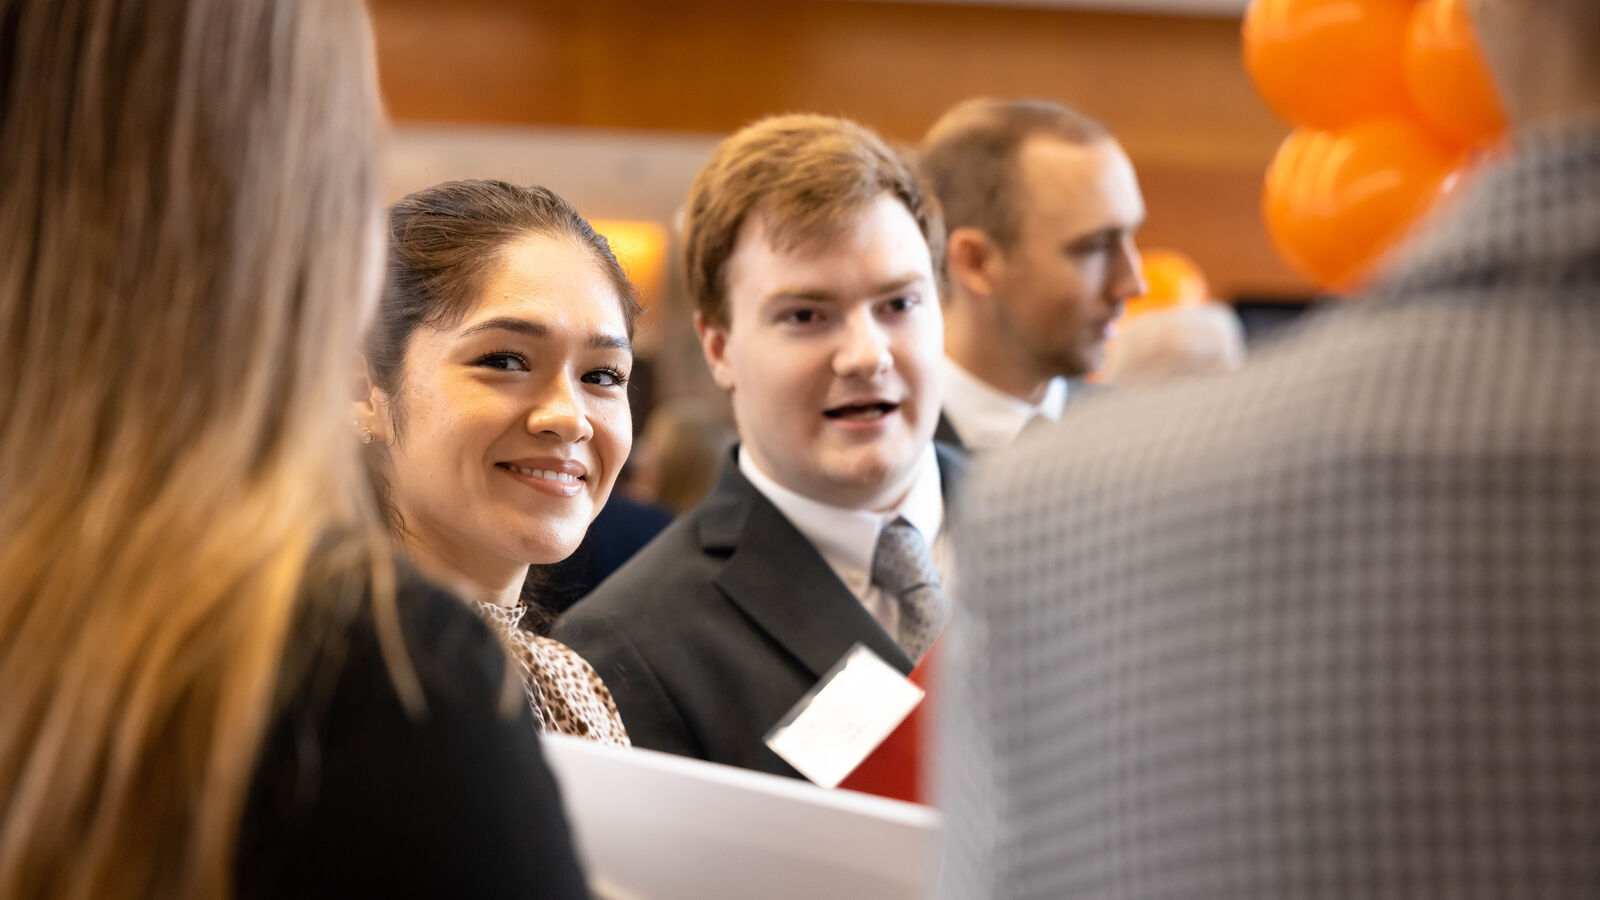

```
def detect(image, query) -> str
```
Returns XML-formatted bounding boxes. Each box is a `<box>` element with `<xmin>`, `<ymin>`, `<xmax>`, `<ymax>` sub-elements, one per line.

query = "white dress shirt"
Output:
<box><xmin>739</xmin><ymin>443</ymin><xmax>949</xmax><ymax>640</ymax></box>
<box><xmin>940</xmin><ymin>356</ymin><xmax>1068</xmax><ymax>451</ymax></box>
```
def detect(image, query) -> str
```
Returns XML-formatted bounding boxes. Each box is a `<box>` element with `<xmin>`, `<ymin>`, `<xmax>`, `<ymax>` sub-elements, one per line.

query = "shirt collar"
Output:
<box><xmin>940</xmin><ymin>356</ymin><xmax>1068</xmax><ymax>450</ymax></box>
<box><xmin>738</xmin><ymin>442</ymin><xmax>944</xmax><ymax>598</ymax></box>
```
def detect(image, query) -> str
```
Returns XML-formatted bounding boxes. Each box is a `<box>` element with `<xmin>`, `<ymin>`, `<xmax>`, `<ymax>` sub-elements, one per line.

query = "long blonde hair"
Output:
<box><xmin>0</xmin><ymin>0</ymin><xmax>392</xmax><ymax>896</ymax></box>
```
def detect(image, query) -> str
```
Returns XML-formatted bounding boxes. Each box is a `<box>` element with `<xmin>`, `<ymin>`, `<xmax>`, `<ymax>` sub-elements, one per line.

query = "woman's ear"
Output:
<box><xmin>350</xmin><ymin>358</ymin><xmax>392</xmax><ymax>445</ymax></box>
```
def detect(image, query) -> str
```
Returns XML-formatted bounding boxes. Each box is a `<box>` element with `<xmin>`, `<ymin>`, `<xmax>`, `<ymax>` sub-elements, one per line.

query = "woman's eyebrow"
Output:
<box><xmin>590</xmin><ymin>333</ymin><xmax>633</xmax><ymax>353</ymax></box>
<box><xmin>459</xmin><ymin>316</ymin><xmax>547</xmax><ymax>339</ymax></box>
<box><xmin>461</xmin><ymin>316</ymin><xmax>631</xmax><ymax>354</ymax></box>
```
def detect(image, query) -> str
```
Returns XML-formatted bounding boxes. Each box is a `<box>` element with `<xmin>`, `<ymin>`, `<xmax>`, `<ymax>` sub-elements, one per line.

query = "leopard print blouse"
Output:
<box><xmin>469</xmin><ymin>600</ymin><xmax>630</xmax><ymax>747</ymax></box>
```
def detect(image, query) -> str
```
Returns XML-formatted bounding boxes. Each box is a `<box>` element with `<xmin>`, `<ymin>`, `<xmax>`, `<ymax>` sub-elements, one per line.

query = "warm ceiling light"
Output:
<box><xmin>591</xmin><ymin>219</ymin><xmax>670</xmax><ymax>310</ymax></box>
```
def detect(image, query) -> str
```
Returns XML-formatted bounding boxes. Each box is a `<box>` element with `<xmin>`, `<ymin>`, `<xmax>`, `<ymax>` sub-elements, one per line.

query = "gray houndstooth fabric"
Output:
<box><xmin>938</xmin><ymin>120</ymin><xmax>1600</xmax><ymax>900</ymax></box>
<box><xmin>873</xmin><ymin>516</ymin><xmax>949</xmax><ymax>663</ymax></box>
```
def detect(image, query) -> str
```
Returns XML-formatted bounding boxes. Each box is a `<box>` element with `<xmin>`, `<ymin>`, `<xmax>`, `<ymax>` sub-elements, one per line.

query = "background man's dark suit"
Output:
<box><xmin>555</xmin><ymin>446</ymin><xmax>963</xmax><ymax>778</ymax></box>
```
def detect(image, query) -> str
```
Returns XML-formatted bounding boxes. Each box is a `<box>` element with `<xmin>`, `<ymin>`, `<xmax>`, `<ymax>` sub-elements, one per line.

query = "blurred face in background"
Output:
<box><xmin>989</xmin><ymin>136</ymin><xmax>1147</xmax><ymax>381</ymax></box>
<box><xmin>698</xmin><ymin>193</ymin><xmax>943</xmax><ymax>511</ymax></box>
<box><xmin>374</xmin><ymin>235</ymin><xmax>634</xmax><ymax>587</ymax></box>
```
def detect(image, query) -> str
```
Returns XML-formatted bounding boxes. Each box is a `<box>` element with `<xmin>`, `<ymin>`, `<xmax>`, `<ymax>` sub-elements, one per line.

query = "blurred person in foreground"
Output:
<box><xmin>939</xmin><ymin>0</ymin><xmax>1600</xmax><ymax>897</ymax></box>
<box><xmin>557</xmin><ymin>114</ymin><xmax>961</xmax><ymax>776</ymax></box>
<box><xmin>919</xmin><ymin>98</ymin><xmax>1147</xmax><ymax>451</ymax></box>
<box><xmin>0</xmin><ymin>2</ymin><xmax>587</xmax><ymax>897</ymax></box>
<box><xmin>357</xmin><ymin>180</ymin><xmax>633</xmax><ymax>745</ymax></box>
<box><xmin>1097</xmin><ymin>302</ymin><xmax>1247</xmax><ymax>387</ymax></box>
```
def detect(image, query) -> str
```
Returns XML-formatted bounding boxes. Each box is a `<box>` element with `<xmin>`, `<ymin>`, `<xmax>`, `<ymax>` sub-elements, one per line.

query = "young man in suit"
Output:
<box><xmin>940</xmin><ymin>1</ymin><xmax>1600</xmax><ymax>897</ymax></box>
<box><xmin>919</xmin><ymin>98</ymin><xmax>1147</xmax><ymax>451</ymax></box>
<box><xmin>556</xmin><ymin>114</ymin><xmax>958</xmax><ymax>778</ymax></box>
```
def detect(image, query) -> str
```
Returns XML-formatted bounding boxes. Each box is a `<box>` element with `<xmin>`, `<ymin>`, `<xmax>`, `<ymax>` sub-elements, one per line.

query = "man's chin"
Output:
<box><xmin>816</xmin><ymin>450</ymin><xmax>920</xmax><ymax>509</ymax></box>
<box><xmin>1046</xmin><ymin>349</ymin><xmax>1095</xmax><ymax>382</ymax></box>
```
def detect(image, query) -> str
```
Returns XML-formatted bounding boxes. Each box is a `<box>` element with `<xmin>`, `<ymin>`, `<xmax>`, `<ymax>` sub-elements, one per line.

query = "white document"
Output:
<box><xmin>763</xmin><ymin>643</ymin><xmax>927</xmax><ymax>789</ymax></box>
<box><xmin>541</xmin><ymin>734</ymin><xmax>942</xmax><ymax>900</ymax></box>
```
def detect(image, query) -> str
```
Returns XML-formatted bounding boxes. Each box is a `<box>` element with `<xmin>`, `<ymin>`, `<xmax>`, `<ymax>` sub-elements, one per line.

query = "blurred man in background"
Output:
<box><xmin>940</xmin><ymin>0</ymin><xmax>1600</xmax><ymax>896</ymax></box>
<box><xmin>918</xmin><ymin>98</ymin><xmax>1146</xmax><ymax>451</ymax></box>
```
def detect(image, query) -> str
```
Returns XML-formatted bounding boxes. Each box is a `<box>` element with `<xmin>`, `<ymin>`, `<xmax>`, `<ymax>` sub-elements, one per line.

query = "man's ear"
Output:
<box><xmin>945</xmin><ymin>226</ymin><xmax>1005</xmax><ymax>301</ymax></box>
<box><xmin>694</xmin><ymin>310</ymin><xmax>737</xmax><ymax>393</ymax></box>
<box><xmin>350</xmin><ymin>358</ymin><xmax>392</xmax><ymax>445</ymax></box>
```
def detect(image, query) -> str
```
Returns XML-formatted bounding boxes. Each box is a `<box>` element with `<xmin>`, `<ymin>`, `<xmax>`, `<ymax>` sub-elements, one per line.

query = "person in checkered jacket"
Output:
<box><xmin>938</xmin><ymin>1</ymin><xmax>1600</xmax><ymax>897</ymax></box>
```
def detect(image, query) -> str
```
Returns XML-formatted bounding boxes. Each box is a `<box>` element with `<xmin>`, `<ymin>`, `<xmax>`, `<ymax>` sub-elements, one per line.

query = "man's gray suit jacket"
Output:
<box><xmin>556</xmin><ymin>445</ymin><xmax>964</xmax><ymax>778</ymax></box>
<box><xmin>940</xmin><ymin>123</ymin><xmax>1600</xmax><ymax>899</ymax></box>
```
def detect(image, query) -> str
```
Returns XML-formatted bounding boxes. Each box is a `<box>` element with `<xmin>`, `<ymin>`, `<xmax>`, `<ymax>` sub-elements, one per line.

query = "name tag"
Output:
<box><xmin>763</xmin><ymin>644</ymin><xmax>926</xmax><ymax>789</ymax></box>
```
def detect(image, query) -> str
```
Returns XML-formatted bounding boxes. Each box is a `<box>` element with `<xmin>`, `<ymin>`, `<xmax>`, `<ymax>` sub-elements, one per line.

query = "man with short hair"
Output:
<box><xmin>557</xmin><ymin>114</ymin><xmax>960</xmax><ymax>778</ymax></box>
<box><xmin>940</xmin><ymin>1</ymin><xmax>1600</xmax><ymax>896</ymax></box>
<box><xmin>918</xmin><ymin>98</ymin><xmax>1147</xmax><ymax>450</ymax></box>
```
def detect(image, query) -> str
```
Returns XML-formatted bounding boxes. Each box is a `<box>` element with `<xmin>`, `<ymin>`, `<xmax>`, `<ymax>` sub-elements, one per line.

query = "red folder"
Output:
<box><xmin>836</xmin><ymin>638</ymin><xmax>941</xmax><ymax>806</ymax></box>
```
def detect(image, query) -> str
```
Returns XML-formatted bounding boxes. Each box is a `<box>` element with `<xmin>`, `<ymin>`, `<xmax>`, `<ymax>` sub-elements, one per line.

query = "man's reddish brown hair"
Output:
<box><xmin>683</xmin><ymin>113</ymin><xmax>944</xmax><ymax>326</ymax></box>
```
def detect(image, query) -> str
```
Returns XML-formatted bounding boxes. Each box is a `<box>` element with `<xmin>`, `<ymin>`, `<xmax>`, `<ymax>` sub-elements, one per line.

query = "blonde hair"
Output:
<box><xmin>0</xmin><ymin>1</ymin><xmax>391</xmax><ymax>896</ymax></box>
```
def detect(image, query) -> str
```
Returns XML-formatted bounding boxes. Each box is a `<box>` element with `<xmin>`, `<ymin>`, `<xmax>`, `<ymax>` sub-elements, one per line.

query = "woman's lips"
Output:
<box><xmin>496</xmin><ymin>461</ymin><xmax>586</xmax><ymax>498</ymax></box>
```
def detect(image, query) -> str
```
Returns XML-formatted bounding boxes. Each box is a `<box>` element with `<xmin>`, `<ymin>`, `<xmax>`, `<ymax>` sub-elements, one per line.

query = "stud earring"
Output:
<box><xmin>360</xmin><ymin>428</ymin><xmax>375</xmax><ymax>444</ymax></box>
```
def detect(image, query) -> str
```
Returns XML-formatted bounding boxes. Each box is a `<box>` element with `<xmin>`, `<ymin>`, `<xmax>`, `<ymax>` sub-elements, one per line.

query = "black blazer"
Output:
<box><xmin>240</xmin><ymin>571</ymin><xmax>588</xmax><ymax>898</ymax></box>
<box><xmin>554</xmin><ymin>445</ymin><xmax>965</xmax><ymax>778</ymax></box>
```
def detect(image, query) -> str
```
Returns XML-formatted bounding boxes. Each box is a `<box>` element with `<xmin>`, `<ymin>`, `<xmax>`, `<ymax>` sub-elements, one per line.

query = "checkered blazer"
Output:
<box><xmin>938</xmin><ymin>121</ymin><xmax>1600</xmax><ymax>900</ymax></box>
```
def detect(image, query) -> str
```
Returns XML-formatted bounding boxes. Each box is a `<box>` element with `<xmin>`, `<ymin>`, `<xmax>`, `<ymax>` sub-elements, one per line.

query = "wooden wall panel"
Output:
<box><xmin>370</xmin><ymin>0</ymin><xmax>1313</xmax><ymax>296</ymax></box>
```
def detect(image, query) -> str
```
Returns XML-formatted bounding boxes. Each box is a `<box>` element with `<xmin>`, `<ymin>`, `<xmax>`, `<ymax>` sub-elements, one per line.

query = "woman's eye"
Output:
<box><xmin>583</xmin><ymin>368</ymin><xmax>629</xmax><ymax>387</ymax></box>
<box><xmin>476</xmin><ymin>352</ymin><xmax>528</xmax><ymax>372</ymax></box>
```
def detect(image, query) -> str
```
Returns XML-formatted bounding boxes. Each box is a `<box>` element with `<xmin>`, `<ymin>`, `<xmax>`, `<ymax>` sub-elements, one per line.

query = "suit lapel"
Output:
<box><xmin>935</xmin><ymin>441</ymin><xmax>967</xmax><ymax>507</ymax></box>
<box><xmin>699</xmin><ymin>456</ymin><xmax>914</xmax><ymax>679</ymax></box>
<box><xmin>933</xmin><ymin>411</ymin><xmax>966</xmax><ymax>451</ymax></box>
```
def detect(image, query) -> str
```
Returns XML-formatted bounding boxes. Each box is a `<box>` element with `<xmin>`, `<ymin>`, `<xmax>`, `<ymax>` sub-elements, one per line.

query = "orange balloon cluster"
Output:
<box><xmin>1263</xmin><ymin>120</ymin><xmax>1458</xmax><ymax>290</ymax></box>
<box><xmin>1404</xmin><ymin>0</ymin><xmax>1506</xmax><ymax>147</ymax></box>
<box><xmin>1244</xmin><ymin>0</ymin><xmax>1414</xmax><ymax>131</ymax></box>
<box><xmin>1244</xmin><ymin>0</ymin><xmax>1505</xmax><ymax>292</ymax></box>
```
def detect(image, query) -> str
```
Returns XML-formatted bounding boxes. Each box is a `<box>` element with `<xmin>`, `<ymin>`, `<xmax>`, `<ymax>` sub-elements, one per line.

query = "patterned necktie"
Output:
<box><xmin>871</xmin><ymin>517</ymin><xmax>950</xmax><ymax>663</ymax></box>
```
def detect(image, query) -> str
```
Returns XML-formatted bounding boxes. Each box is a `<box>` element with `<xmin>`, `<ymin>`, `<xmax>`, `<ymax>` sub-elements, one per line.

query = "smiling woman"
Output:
<box><xmin>359</xmin><ymin>180</ymin><xmax>639</xmax><ymax>744</ymax></box>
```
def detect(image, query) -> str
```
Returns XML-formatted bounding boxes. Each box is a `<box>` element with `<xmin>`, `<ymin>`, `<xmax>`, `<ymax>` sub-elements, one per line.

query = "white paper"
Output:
<box><xmin>541</xmin><ymin>734</ymin><xmax>942</xmax><ymax>900</ymax></box>
<box><xmin>763</xmin><ymin>644</ymin><xmax>927</xmax><ymax>789</ymax></box>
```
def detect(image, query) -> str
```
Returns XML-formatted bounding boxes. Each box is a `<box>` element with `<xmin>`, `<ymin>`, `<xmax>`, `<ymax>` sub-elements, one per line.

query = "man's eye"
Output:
<box><xmin>882</xmin><ymin>295</ymin><xmax>917</xmax><ymax>314</ymax></box>
<box><xmin>782</xmin><ymin>308</ymin><xmax>820</xmax><ymax>325</ymax></box>
<box><xmin>476</xmin><ymin>352</ymin><xmax>528</xmax><ymax>372</ymax></box>
<box><xmin>583</xmin><ymin>368</ymin><xmax>629</xmax><ymax>387</ymax></box>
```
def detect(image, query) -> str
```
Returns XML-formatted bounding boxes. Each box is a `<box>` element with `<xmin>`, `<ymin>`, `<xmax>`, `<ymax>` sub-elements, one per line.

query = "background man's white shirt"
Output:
<box><xmin>940</xmin><ymin>356</ymin><xmax>1068</xmax><ymax>451</ymax></box>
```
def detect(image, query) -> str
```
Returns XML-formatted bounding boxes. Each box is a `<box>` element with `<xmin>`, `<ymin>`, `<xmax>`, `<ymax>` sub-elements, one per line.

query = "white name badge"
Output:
<box><xmin>763</xmin><ymin>643</ymin><xmax>926</xmax><ymax>789</ymax></box>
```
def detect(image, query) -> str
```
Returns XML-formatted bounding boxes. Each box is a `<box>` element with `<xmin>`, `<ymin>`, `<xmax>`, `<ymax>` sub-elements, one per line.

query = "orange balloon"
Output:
<box><xmin>1244</xmin><ymin>0</ymin><xmax>1415</xmax><ymax>131</ymax></box>
<box><xmin>1263</xmin><ymin>118</ymin><xmax>1459</xmax><ymax>292</ymax></box>
<box><xmin>1404</xmin><ymin>0</ymin><xmax>1507</xmax><ymax>149</ymax></box>
<box><xmin>1122</xmin><ymin>249</ymin><xmax>1209</xmax><ymax>320</ymax></box>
